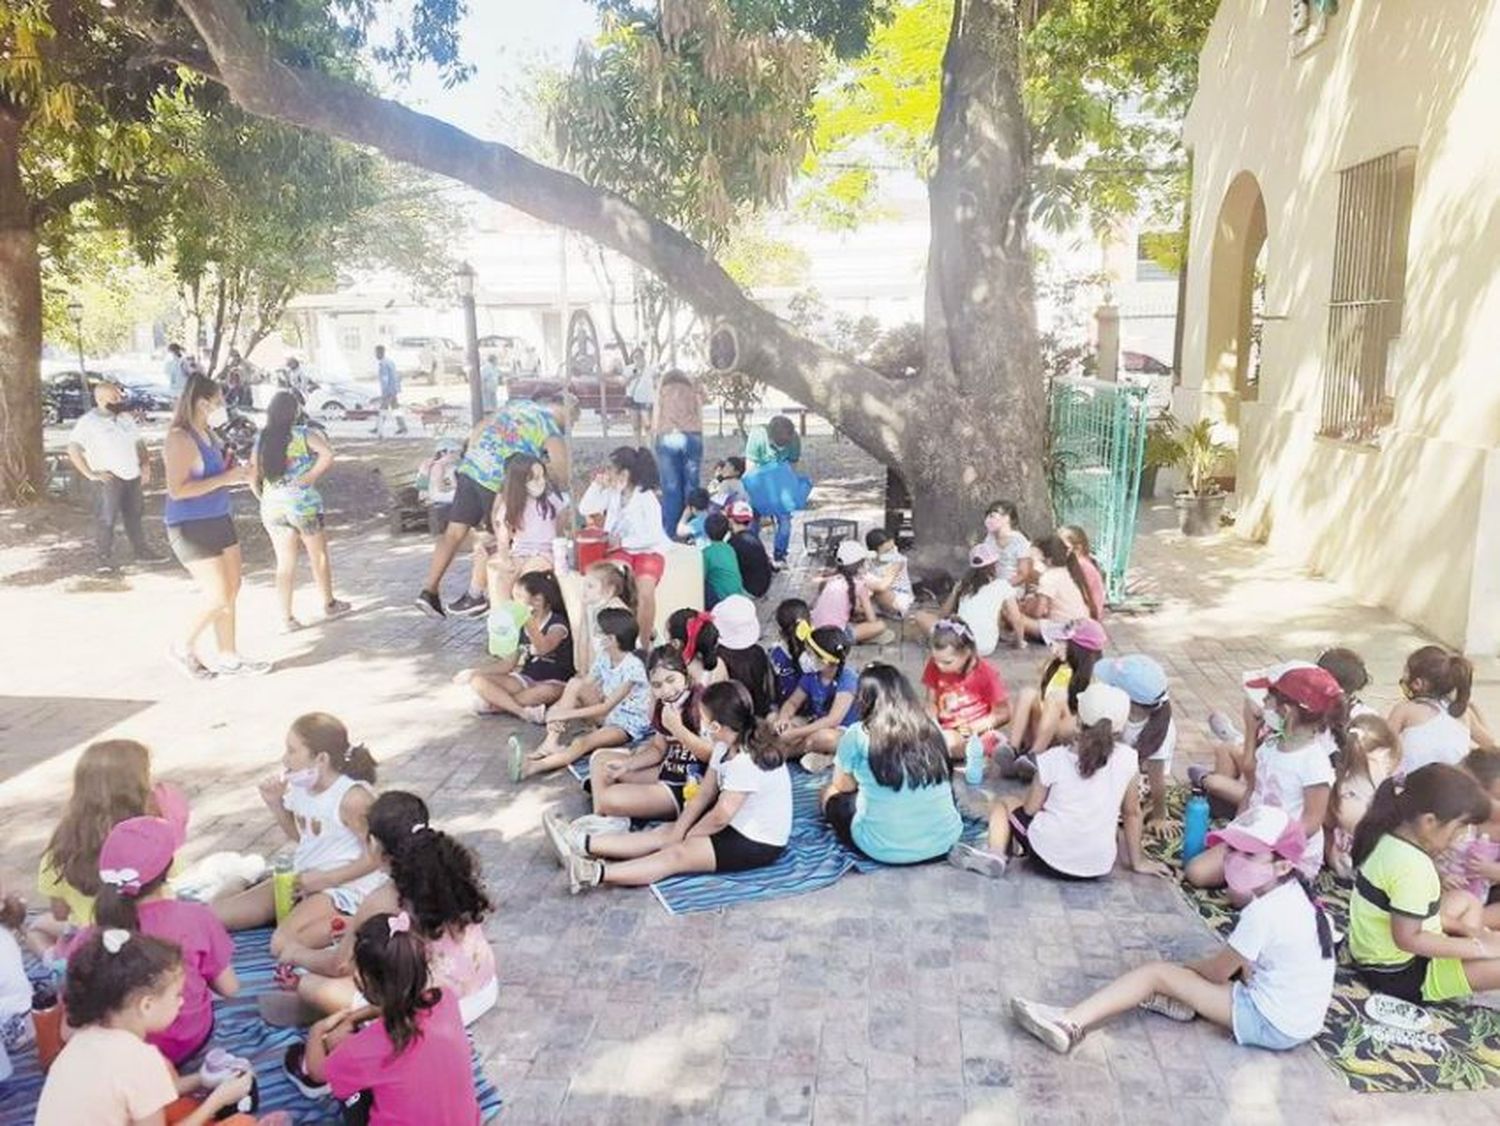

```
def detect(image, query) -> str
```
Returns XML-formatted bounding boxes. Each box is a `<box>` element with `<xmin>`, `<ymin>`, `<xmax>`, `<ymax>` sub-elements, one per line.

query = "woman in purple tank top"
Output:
<box><xmin>162</xmin><ymin>373</ymin><xmax>268</xmax><ymax>679</ymax></box>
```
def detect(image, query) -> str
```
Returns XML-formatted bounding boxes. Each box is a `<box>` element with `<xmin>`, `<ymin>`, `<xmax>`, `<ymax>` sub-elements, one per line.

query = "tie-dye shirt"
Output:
<box><xmin>457</xmin><ymin>401</ymin><xmax>562</xmax><ymax>491</ymax></box>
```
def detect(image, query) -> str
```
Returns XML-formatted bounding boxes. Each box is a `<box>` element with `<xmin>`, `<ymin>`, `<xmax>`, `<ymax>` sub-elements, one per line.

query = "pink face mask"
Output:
<box><xmin>1223</xmin><ymin>849</ymin><xmax>1276</xmax><ymax>898</ymax></box>
<box><xmin>984</xmin><ymin>513</ymin><xmax>1005</xmax><ymax>533</ymax></box>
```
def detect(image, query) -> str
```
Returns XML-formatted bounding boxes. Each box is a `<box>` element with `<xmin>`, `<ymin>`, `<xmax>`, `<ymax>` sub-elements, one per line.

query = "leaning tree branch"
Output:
<box><xmin>168</xmin><ymin>0</ymin><xmax>910</xmax><ymax>463</ymax></box>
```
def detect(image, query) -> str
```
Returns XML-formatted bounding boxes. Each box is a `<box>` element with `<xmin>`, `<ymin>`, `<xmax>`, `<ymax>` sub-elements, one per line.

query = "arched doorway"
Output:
<box><xmin>1200</xmin><ymin>171</ymin><xmax>1268</xmax><ymax>483</ymax></box>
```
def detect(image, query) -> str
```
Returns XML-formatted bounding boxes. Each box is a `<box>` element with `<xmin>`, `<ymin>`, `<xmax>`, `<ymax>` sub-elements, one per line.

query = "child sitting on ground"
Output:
<box><xmin>461</xmin><ymin>570</ymin><xmax>574</xmax><ymax>722</ymax></box>
<box><xmin>774</xmin><ymin>624</ymin><xmax>860</xmax><ymax>771</ymax></box>
<box><xmin>713</xmin><ymin>594</ymin><xmax>776</xmax><ymax>716</ymax></box>
<box><xmin>292</xmin><ymin>793</ymin><xmax>498</xmax><ymax>1029</ymax></box>
<box><xmin>921</xmin><ymin>618</ymin><xmax>1010</xmax><ymax>760</ymax></box>
<box><xmin>579</xmin><ymin>560</ymin><xmax>637</xmax><ymax>671</ymax></box>
<box><xmin>1011</xmin><ymin>805</ymin><xmax>1335</xmax><ymax>1055</ymax></box>
<box><xmin>1005</xmin><ymin>619</ymin><xmax>1108</xmax><ymax>777</ymax></box>
<box><xmin>510</xmin><ymin>607</ymin><xmax>653</xmax><ymax>782</ymax></box>
<box><xmin>668</xmin><ymin>608</ymin><xmax>728</xmax><ymax>688</ymax></box>
<box><xmin>701</xmin><ymin>512</ymin><xmax>747</xmax><ymax>607</ymax></box>
<box><xmin>725</xmin><ymin>500</ymin><xmax>772</xmax><ymax>598</ymax></box>
<box><xmin>709</xmin><ymin>457</ymin><xmax>747</xmax><ymax>509</ymax></box>
<box><xmin>212</xmin><ymin>714</ymin><xmax>384</xmax><ymax>954</ymax></box>
<box><xmin>1001</xmin><ymin>534</ymin><xmax>1098</xmax><ymax>648</ymax></box>
<box><xmin>914</xmin><ymin>542</ymin><xmax>1013</xmax><ymax>657</ymax></box>
<box><xmin>416</xmin><ymin>439</ymin><xmax>462</xmax><ymax>535</ymax></box>
<box><xmin>1390</xmin><ymin>644</ymin><xmax>1477</xmax><ymax>773</ymax></box>
<box><xmin>1187</xmin><ymin>667</ymin><xmax>1344</xmax><ymax>888</ymax></box>
<box><xmin>949</xmin><ymin>683</ymin><xmax>1166</xmax><ymax>881</ymax></box>
<box><xmin>810</xmin><ymin>539</ymin><xmax>891</xmax><ymax>645</ymax></box>
<box><xmin>545</xmin><ymin>681</ymin><xmax>792</xmax><ymax>893</ymax></box>
<box><xmin>1437</xmin><ymin>747</ymin><xmax>1500</xmax><ymax>936</ymax></box>
<box><xmin>0</xmin><ymin>892</ymin><xmax>29</xmax><ymax>1052</ymax></box>
<box><xmin>864</xmin><ymin>528</ymin><xmax>915</xmax><ymax>619</ymax></box>
<box><xmin>1058</xmin><ymin>524</ymin><xmax>1106</xmax><ymax>620</ymax></box>
<box><xmin>86</xmin><ymin>817</ymin><xmax>237</xmax><ymax>1064</ymax></box>
<box><xmin>294</xmin><ymin>913</ymin><xmax>482</xmax><ymax>1124</ymax></box>
<box><xmin>1327</xmin><ymin>714</ymin><xmax>1400</xmax><ymax>878</ymax></box>
<box><xmin>770</xmin><ymin>598</ymin><xmax>812</xmax><ymax>705</ymax></box>
<box><xmin>36</xmin><ymin>931</ymin><xmax>258</xmax><ymax>1126</ymax></box>
<box><xmin>675</xmin><ymin>487</ymin><xmax>713</xmax><ymax>545</ymax></box>
<box><xmin>1093</xmin><ymin>654</ymin><xmax>1177</xmax><ymax>826</ymax></box>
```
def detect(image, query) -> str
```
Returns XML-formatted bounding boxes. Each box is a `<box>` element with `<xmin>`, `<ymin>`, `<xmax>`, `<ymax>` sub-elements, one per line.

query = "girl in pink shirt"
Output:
<box><xmin>299</xmin><ymin>912</ymin><xmax>482</xmax><ymax>1126</ymax></box>
<box><xmin>1058</xmin><ymin>525</ymin><xmax>1106</xmax><ymax>620</ymax></box>
<box><xmin>85</xmin><ymin>816</ymin><xmax>237</xmax><ymax>1065</ymax></box>
<box><xmin>810</xmin><ymin>539</ymin><xmax>887</xmax><ymax>644</ymax></box>
<box><xmin>485</xmin><ymin>453</ymin><xmax>566</xmax><ymax>601</ymax></box>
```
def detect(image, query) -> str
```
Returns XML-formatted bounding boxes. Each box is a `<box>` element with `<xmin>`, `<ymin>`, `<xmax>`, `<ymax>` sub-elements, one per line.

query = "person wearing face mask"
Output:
<box><xmin>1011</xmin><ymin>805</ymin><xmax>1336</xmax><ymax>1056</ymax></box>
<box><xmin>211</xmin><ymin>713</ymin><xmax>384</xmax><ymax>963</ymax></box>
<box><xmin>67</xmin><ymin>378</ymin><xmax>163</xmax><ymax>574</ymax></box>
<box><xmin>1186</xmin><ymin>667</ymin><xmax>1346</xmax><ymax>889</ymax></box>
<box><xmin>163</xmin><ymin>372</ymin><xmax>267</xmax><ymax>679</ymax></box>
<box><xmin>983</xmin><ymin>499</ymin><xmax>1032</xmax><ymax>587</ymax></box>
<box><xmin>451</xmin><ymin>452</ymin><xmax>567</xmax><ymax>615</ymax></box>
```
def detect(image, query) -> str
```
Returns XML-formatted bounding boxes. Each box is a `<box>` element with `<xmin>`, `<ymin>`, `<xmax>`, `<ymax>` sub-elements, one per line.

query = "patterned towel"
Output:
<box><xmin>1147</xmin><ymin>787</ymin><xmax>1500</xmax><ymax>1094</ymax></box>
<box><xmin>0</xmin><ymin>927</ymin><xmax>503</xmax><ymax>1124</ymax></box>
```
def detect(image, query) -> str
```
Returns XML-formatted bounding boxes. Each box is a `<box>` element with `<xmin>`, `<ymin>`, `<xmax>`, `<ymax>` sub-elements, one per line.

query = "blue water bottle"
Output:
<box><xmin>964</xmin><ymin>733</ymin><xmax>986</xmax><ymax>786</ymax></box>
<box><xmin>1182</xmin><ymin>791</ymin><xmax>1211</xmax><ymax>863</ymax></box>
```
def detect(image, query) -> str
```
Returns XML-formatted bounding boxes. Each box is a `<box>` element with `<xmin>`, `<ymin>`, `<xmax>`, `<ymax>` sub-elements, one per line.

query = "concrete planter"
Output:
<box><xmin>1174</xmin><ymin>492</ymin><xmax>1227</xmax><ymax>536</ymax></box>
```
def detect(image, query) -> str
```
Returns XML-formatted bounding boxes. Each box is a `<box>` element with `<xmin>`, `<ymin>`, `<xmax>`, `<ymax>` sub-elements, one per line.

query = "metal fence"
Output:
<box><xmin>1048</xmin><ymin>376</ymin><xmax>1149</xmax><ymax>603</ymax></box>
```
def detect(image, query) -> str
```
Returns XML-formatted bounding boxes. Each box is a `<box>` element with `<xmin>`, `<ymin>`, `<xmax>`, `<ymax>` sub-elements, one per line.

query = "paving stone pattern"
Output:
<box><xmin>2</xmin><ymin>465</ymin><xmax>1498</xmax><ymax>1123</ymax></box>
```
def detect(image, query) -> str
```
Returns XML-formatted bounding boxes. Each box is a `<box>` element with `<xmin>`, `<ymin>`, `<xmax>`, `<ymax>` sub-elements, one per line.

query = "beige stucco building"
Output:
<box><xmin>1178</xmin><ymin>0</ymin><xmax>1500</xmax><ymax>652</ymax></box>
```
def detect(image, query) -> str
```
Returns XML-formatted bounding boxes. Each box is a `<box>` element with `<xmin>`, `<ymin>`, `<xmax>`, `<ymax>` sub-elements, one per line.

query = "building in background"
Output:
<box><xmin>1177</xmin><ymin>0</ymin><xmax>1500</xmax><ymax>651</ymax></box>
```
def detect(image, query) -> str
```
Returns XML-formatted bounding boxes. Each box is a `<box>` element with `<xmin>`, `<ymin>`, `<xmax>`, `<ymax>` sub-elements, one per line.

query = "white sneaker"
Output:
<box><xmin>1012</xmin><ymin>997</ymin><xmax>1083</xmax><ymax>1054</ymax></box>
<box><xmin>568</xmin><ymin>851</ymin><xmax>604</xmax><ymax>894</ymax></box>
<box><xmin>541</xmin><ymin>811</ymin><xmax>574</xmax><ymax>867</ymax></box>
<box><xmin>800</xmin><ymin>752</ymin><xmax>835</xmax><ymax>773</ymax></box>
<box><xmin>947</xmin><ymin>842</ymin><xmax>1007</xmax><ymax>879</ymax></box>
<box><xmin>568</xmin><ymin>814</ymin><xmax>629</xmax><ymax>848</ymax></box>
<box><xmin>1140</xmin><ymin>992</ymin><xmax>1197</xmax><ymax>1023</ymax></box>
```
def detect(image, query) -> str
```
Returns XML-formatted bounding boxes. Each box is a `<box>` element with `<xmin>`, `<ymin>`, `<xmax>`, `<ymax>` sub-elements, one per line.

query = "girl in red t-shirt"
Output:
<box><xmin>921</xmin><ymin>619</ymin><xmax>1011</xmax><ymax>760</ymax></box>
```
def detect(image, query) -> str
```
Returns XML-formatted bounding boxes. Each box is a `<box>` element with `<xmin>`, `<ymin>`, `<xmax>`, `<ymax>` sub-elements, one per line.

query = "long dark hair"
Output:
<box><xmin>702</xmin><ymin>680</ymin><xmax>782</xmax><ymax>770</ymax></box>
<box><xmin>393</xmin><ymin>827</ymin><xmax>493</xmax><ymax>941</ymax></box>
<box><xmin>1040</xmin><ymin>641</ymin><xmax>1100</xmax><ymax>715</ymax></box>
<box><xmin>830</xmin><ymin>558</ymin><xmax>863</xmax><ymax>619</ymax></box>
<box><xmin>1072</xmin><ymin>718</ymin><xmax>1116</xmax><ymax>779</ymax></box>
<box><xmin>1132</xmin><ymin>697</ymin><xmax>1174</xmax><ymax>763</ymax></box>
<box><xmin>610</xmin><ymin>445</ymin><xmax>660</xmax><ymax>492</ymax></box>
<box><xmin>1403</xmin><ymin>644</ymin><xmax>1474</xmax><ymax>717</ymax></box>
<box><xmin>1330</xmin><ymin>715</ymin><xmax>1399</xmax><ymax>828</ymax></box>
<box><xmin>1351</xmin><ymin>763</ymin><xmax>1490</xmax><ymax>868</ymax></box>
<box><xmin>46</xmin><ymin>740</ymin><xmax>155</xmax><ymax>897</ymax></box>
<box><xmin>516</xmin><ymin>569</ymin><xmax>567</xmax><ymax>618</ymax></box>
<box><xmin>857</xmin><ymin>663</ymin><xmax>950</xmax><ymax>791</ymax></box>
<box><xmin>720</xmin><ymin>644</ymin><xmax>774</xmax><ymax>716</ymax></box>
<box><xmin>290</xmin><ymin>712</ymin><xmax>377</xmax><ymax>784</ymax></box>
<box><xmin>367</xmin><ymin>790</ymin><xmax>431</xmax><ymax>856</ymax></box>
<box><xmin>954</xmin><ymin>561</ymin><xmax>998</xmax><ymax>604</ymax></box>
<box><xmin>501</xmin><ymin>453</ymin><xmax>557</xmax><ymax>536</ymax></box>
<box><xmin>170</xmin><ymin>370</ymin><xmax>222</xmax><ymax>435</ymax></box>
<box><xmin>257</xmin><ymin>390</ymin><xmax>299</xmax><ymax>484</ymax></box>
<box><xmin>353</xmin><ymin>913</ymin><xmax>437</xmax><ymax>1056</ymax></box>
<box><xmin>1057</xmin><ymin>524</ymin><xmax>1103</xmax><ymax>619</ymax></box>
<box><xmin>775</xmin><ymin>598</ymin><xmax>810</xmax><ymax>660</ymax></box>
<box><xmin>669</xmin><ymin>608</ymin><xmax>720</xmax><ymax>671</ymax></box>
<box><xmin>63</xmin><ymin>931</ymin><xmax>182</xmax><ymax>1028</ymax></box>
<box><xmin>1267</xmin><ymin>684</ymin><xmax>1351</xmax><ymax>759</ymax></box>
<box><xmin>1037</xmin><ymin>534</ymin><xmax>1097</xmax><ymax>618</ymax></box>
<box><xmin>94</xmin><ymin>870</ymin><xmax>170</xmax><ymax>933</ymax></box>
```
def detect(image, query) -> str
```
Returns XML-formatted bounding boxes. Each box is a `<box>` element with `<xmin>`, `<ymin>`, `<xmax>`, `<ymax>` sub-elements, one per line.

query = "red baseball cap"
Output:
<box><xmin>1268</xmin><ymin>665</ymin><xmax>1343</xmax><ymax>715</ymax></box>
<box><xmin>724</xmin><ymin>499</ymin><xmax>754</xmax><ymax>523</ymax></box>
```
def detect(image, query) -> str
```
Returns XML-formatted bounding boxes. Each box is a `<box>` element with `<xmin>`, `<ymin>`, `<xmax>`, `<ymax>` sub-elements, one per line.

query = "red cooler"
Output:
<box><xmin>575</xmin><ymin>527</ymin><xmax>608</xmax><ymax>570</ymax></box>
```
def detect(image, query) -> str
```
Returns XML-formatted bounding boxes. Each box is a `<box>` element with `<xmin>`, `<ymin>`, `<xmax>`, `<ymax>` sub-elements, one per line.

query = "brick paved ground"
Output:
<box><xmin>2</xmin><ymin>441</ymin><xmax>1498</xmax><ymax>1124</ymax></box>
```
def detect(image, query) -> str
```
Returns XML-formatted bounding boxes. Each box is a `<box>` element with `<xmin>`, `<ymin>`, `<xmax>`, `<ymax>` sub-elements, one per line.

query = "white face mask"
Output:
<box><xmin>799</xmin><ymin>652</ymin><xmax>821</xmax><ymax>675</ymax></box>
<box><xmin>1263</xmin><ymin>708</ymin><xmax>1286</xmax><ymax>738</ymax></box>
<box><xmin>282</xmin><ymin>766</ymin><xmax>318</xmax><ymax>789</ymax></box>
<box><xmin>525</xmin><ymin>477</ymin><xmax>548</xmax><ymax>499</ymax></box>
<box><xmin>206</xmin><ymin>405</ymin><xmax>230</xmax><ymax>429</ymax></box>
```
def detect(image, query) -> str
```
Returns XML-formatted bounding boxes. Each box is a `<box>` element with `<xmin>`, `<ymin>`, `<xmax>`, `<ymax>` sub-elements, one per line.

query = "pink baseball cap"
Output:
<box><xmin>98</xmin><ymin>816</ymin><xmax>177</xmax><ymax>897</ymax></box>
<box><xmin>1207</xmin><ymin>805</ymin><xmax>1308</xmax><ymax>863</ymax></box>
<box><xmin>969</xmin><ymin>541</ymin><xmax>1001</xmax><ymax>568</ymax></box>
<box><xmin>724</xmin><ymin>499</ymin><xmax>754</xmax><ymax>523</ymax></box>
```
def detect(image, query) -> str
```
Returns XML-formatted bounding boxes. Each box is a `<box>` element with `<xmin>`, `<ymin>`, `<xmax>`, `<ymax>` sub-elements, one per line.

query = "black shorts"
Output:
<box><xmin>167</xmin><ymin>515</ymin><xmax>238</xmax><ymax>564</ymax></box>
<box><xmin>1008</xmin><ymin>809</ymin><xmax>1096</xmax><ymax>882</ymax></box>
<box><xmin>710</xmin><ymin>825</ymin><xmax>785</xmax><ymax>873</ymax></box>
<box><xmin>448</xmin><ymin>473</ymin><xmax>495</xmax><ymax>531</ymax></box>
<box><xmin>1353</xmin><ymin>958</ymin><xmax>1429</xmax><ymax>1005</ymax></box>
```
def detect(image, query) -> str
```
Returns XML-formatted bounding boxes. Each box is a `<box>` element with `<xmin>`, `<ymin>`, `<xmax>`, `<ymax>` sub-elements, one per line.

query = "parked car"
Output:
<box><xmin>388</xmin><ymin>336</ymin><xmax>465</xmax><ymax>384</ymax></box>
<box><xmin>40</xmin><ymin>370</ymin><xmax>173</xmax><ymax>426</ymax></box>
<box><xmin>507</xmin><ymin>370</ymin><xmax>633</xmax><ymax>417</ymax></box>
<box><xmin>476</xmin><ymin>334</ymin><xmax>541</xmax><ymax>375</ymax></box>
<box><xmin>302</xmin><ymin>380</ymin><xmax>375</xmax><ymax>421</ymax></box>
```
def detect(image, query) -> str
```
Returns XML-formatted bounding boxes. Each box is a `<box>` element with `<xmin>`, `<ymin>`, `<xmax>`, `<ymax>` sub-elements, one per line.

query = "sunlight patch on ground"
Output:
<box><xmin>569</xmin><ymin>1013</ymin><xmax>736</xmax><ymax>1100</ymax></box>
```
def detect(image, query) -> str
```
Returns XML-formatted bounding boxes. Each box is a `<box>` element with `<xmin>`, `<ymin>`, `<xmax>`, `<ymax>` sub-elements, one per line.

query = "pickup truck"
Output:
<box><xmin>388</xmin><ymin>336</ymin><xmax>465</xmax><ymax>384</ymax></box>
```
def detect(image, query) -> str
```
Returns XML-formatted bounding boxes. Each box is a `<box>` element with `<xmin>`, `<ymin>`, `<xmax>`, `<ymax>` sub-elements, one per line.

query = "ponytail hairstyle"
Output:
<box><xmin>1058</xmin><ymin>524</ymin><xmax>1103</xmax><ymax>619</ymax></box>
<box><xmin>1037</xmin><ymin>533</ymin><xmax>1098</xmax><ymax>619</ymax></box>
<box><xmin>46</xmin><ymin>740</ymin><xmax>154</xmax><ymax>896</ymax></box>
<box><xmin>366</xmin><ymin>790</ymin><xmax>431</xmax><ymax>860</ymax></box>
<box><xmin>1072</xmin><ymin>718</ymin><xmax>1116</xmax><ymax>779</ymax></box>
<box><xmin>609</xmin><ymin>445</ymin><xmax>660</xmax><ymax>493</ymax></box>
<box><xmin>832</xmin><ymin>557</ymin><xmax>864</xmax><ymax>620</ymax></box>
<box><xmin>1293</xmin><ymin>871</ymin><xmax>1336</xmax><ymax>959</ymax></box>
<box><xmin>669</xmin><ymin>608</ymin><xmax>720</xmax><ymax>671</ymax></box>
<box><xmin>516</xmin><ymin>569</ymin><xmax>566</xmax><ymax>619</ymax></box>
<box><xmin>289</xmin><ymin>712</ymin><xmax>377</xmax><ymax>784</ymax></box>
<box><xmin>774</xmin><ymin>598</ymin><xmax>811</xmax><ymax>661</ymax></box>
<box><xmin>719</xmin><ymin>644</ymin><xmax>775</xmax><ymax>717</ymax></box>
<box><xmin>804</xmin><ymin>624</ymin><xmax>852</xmax><ymax>684</ymax></box>
<box><xmin>586</xmin><ymin>560</ymin><xmax>637</xmax><ymax>613</ymax></box>
<box><xmin>501</xmin><ymin>453</ymin><xmax>557</xmax><ymax>535</ymax></box>
<box><xmin>857</xmin><ymin>663</ymin><xmax>950</xmax><ymax>791</ymax></box>
<box><xmin>1132</xmin><ymin>697</ymin><xmax>1174</xmax><ymax>763</ymax></box>
<box><xmin>392</xmin><ymin>825</ymin><xmax>493</xmax><ymax>941</ymax></box>
<box><xmin>1038</xmin><ymin>640</ymin><xmax>1101</xmax><ymax>715</ymax></box>
<box><xmin>63</xmin><ymin>930</ymin><xmax>182</xmax><ymax>1028</ymax></box>
<box><xmin>257</xmin><ymin>390</ymin><xmax>299</xmax><ymax>485</ymax></box>
<box><xmin>1403</xmin><ymin>644</ymin><xmax>1474</xmax><ymax>718</ymax></box>
<box><xmin>1267</xmin><ymin>683</ymin><xmax>1351</xmax><ymax>761</ymax></box>
<box><xmin>702</xmin><ymin>680</ymin><xmax>782</xmax><ymax>770</ymax></box>
<box><xmin>352</xmin><ymin>913</ymin><xmax>436</xmax><ymax>1056</ymax></box>
<box><xmin>953</xmin><ymin>560</ymin><xmax>998</xmax><ymax>604</ymax></box>
<box><xmin>93</xmin><ymin>869</ymin><xmax>169</xmax><ymax>933</ymax></box>
<box><xmin>1350</xmin><ymin>763</ymin><xmax>1491</xmax><ymax>868</ymax></box>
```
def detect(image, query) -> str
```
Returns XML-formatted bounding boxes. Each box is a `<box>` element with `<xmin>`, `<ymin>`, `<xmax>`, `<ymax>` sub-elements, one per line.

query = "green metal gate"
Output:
<box><xmin>1047</xmin><ymin>376</ymin><xmax>1149</xmax><ymax>604</ymax></box>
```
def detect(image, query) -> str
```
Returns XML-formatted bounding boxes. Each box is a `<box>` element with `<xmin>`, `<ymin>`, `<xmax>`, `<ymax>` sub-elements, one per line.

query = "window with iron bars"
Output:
<box><xmin>1319</xmin><ymin>148</ymin><xmax>1416</xmax><ymax>444</ymax></box>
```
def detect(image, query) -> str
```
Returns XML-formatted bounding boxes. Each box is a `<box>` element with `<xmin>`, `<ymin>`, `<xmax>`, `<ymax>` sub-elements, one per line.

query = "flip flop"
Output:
<box><xmin>507</xmin><ymin>735</ymin><xmax>525</xmax><ymax>784</ymax></box>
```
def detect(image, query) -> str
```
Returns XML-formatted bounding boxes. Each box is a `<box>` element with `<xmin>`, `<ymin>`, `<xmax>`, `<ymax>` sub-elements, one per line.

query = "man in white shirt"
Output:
<box><xmin>67</xmin><ymin>380</ymin><xmax>162</xmax><ymax>572</ymax></box>
<box><xmin>164</xmin><ymin>343</ymin><xmax>186</xmax><ymax>396</ymax></box>
<box><xmin>373</xmin><ymin>344</ymin><xmax>408</xmax><ymax>437</ymax></box>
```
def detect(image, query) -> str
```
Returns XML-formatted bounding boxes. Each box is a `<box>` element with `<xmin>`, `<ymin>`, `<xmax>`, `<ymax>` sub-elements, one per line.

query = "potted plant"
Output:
<box><xmin>1140</xmin><ymin>414</ymin><xmax>1183</xmax><ymax>501</ymax></box>
<box><xmin>1172</xmin><ymin>418</ymin><xmax>1233</xmax><ymax>535</ymax></box>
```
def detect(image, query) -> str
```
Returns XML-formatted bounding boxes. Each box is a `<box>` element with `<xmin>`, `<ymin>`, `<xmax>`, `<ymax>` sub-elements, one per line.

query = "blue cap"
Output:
<box><xmin>1094</xmin><ymin>655</ymin><xmax>1168</xmax><ymax>705</ymax></box>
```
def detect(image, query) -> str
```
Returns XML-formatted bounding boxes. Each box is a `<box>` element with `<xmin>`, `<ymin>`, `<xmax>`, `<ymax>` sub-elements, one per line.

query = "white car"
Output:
<box><xmin>303</xmin><ymin>381</ymin><xmax>375</xmax><ymax>421</ymax></box>
<box><xmin>388</xmin><ymin>336</ymin><xmax>464</xmax><ymax>383</ymax></box>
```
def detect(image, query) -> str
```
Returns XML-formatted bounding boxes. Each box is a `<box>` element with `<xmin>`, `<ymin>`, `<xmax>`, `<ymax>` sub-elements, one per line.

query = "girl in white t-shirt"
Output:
<box><xmin>1389</xmin><ymin>645</ymin><xmax>1477</xmax><ymax>773</ymax></box>
<box><xmin>603</xmin><ymin>446</ymin><xmax>670</xmax><ymax>644</ymax></box>
<box><xmin>1187</xmin><ymin>666</ymin><xmax>1344</xmax><ymax>889</ymax></box>
<box><xmin>1011</xmin><ymin>806</ymin><xmax>1335</xmax><ymax>1055</ymax></box>
<box><xmin>949</xmin><ymin>683</ymin><xmax>1168</xmax><ymax>881</ymax></box>
<box><xmin>914</xmin><ymin>541</ymin><xmax>1013</xmax><ymax>657</ymax></box>
<box><xmin>545</xmin><ymin>681</ymin><xmax>792</xmax><ymax>892</ymax></box>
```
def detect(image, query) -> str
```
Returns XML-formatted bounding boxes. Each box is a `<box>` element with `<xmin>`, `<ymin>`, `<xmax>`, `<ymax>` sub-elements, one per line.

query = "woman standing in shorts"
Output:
<box><xmin>252</xmin><ymin>391</ymin><xmax>350</xmax><ymax>633</ymax></box>
<box><xmin>162</xmin><ymin>373</ymin><xmax>268</xmax><ymax>678</ymax></box>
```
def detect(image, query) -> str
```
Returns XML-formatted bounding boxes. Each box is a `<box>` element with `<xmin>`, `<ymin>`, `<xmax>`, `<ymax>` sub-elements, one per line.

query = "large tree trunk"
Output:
<box><xmin>168</xmin><ymin>0</ymin><xmax>1051</xmax><ymax>556</ymax></box>
<box><xmin>0</xmin><ymin>108</ymin><xmax>44</xmax><ymax>506</ymax></box>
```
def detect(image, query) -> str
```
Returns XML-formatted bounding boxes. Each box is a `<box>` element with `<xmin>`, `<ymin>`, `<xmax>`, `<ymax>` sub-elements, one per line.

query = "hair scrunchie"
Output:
<box><xmin>683</xmin><ymin>611</ymin><xmax>714</xmax><ymax>664</ymax></box>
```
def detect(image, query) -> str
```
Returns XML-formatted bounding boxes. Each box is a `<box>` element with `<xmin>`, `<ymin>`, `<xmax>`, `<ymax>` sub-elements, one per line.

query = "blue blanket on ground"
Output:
<box><xmin>0</xmin><ymin>928</ymin><xmax>502</xmax><ymax>1125</ymax></box>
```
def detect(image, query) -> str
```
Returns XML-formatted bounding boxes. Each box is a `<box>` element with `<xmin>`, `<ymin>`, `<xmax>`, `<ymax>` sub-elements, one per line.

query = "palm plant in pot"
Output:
<box><xmin>1141</xmin><ymin>414</ymin><xmax>1183</xmax><ymax>500</ymax></box>
<box><xmin>1172</xmin><ymin>418</ymin><xmax>1233</xmax><ymax>535</ymax></box>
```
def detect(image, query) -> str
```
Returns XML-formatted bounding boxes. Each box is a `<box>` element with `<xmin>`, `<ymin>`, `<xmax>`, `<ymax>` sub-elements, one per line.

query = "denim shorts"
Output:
<box><xmin>1230</xmin><ymin>983</ymin><xmax>1304</xmax><ymax>1051</ymax></box>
